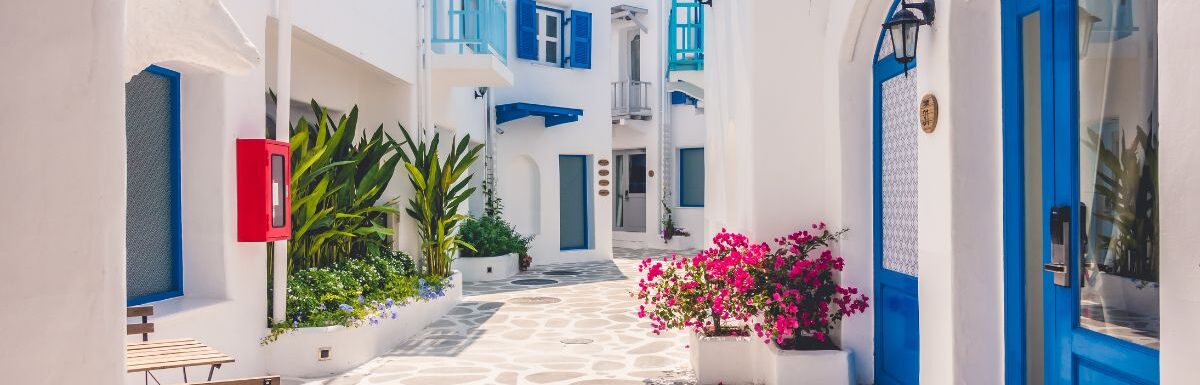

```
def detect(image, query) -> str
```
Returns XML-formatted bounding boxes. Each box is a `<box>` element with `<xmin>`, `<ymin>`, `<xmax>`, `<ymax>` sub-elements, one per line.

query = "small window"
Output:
<box><xmin>537</xmin><ymin>7</ymin><xmax>564</xmax><ymax>65</ymax></box>
<box><xmin>125</xmin><ymin>65</ymin><xmax>183</xmax><ymax>305</ymax></box>
<box><xmin>679</xmin><ymin>148</ymin><xmax>705</xmax><ymax>207</ymax></box>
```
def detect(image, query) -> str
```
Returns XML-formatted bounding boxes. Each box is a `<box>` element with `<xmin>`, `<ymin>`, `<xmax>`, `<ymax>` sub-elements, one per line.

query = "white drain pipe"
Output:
<box><xmin>271</xmin><ymin>0</ymin><xmax>292</xmax><ymax>325</ymax></box>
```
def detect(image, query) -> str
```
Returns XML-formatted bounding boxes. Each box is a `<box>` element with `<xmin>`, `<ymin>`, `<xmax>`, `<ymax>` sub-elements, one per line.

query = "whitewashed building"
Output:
<box><xmin>5</xmin><ymin>0</ymin><xmax>1200</xmax><ymax>384</ymax></box>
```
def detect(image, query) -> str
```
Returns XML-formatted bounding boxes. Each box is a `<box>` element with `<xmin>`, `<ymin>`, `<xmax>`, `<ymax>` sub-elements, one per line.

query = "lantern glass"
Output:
<box><xmin>903</xmin><ymin>21</ymin><xmax>918</xmax><ymax>60</ymax></box>
<box><xmin>890</xmin><ymin>23</ymin><xmax>908</xmax><ymax>59</ymax></box>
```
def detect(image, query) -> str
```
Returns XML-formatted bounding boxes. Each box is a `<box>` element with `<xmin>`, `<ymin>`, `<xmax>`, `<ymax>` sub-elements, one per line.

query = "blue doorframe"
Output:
<box><xmin>1002</xmin><ymin>1</ymin><xmax>1160</xmax><ymax>383</ymax></box>
<box><xmin>873</xmin><ymin>1</ymin><xmax>919</xmax><ymax>384</ymax></box>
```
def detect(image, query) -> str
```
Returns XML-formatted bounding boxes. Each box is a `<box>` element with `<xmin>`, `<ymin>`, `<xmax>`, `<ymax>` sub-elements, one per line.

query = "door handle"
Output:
<box><xmin>1045</xmin><ymin>205</ymin><xmax>1071</xmax><ymax>287</ymax></box>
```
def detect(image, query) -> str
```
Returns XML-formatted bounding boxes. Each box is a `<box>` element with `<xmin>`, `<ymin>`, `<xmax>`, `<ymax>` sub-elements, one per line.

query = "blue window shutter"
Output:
<box><xmin>570</xmin><ymin>10</ymin><xmax>592</xmax><ymax>69</ymax></box>
<box><xmin>516</xmin><ymin>0</ymin><xmax>538</xmax><ymax>60</ymax></box>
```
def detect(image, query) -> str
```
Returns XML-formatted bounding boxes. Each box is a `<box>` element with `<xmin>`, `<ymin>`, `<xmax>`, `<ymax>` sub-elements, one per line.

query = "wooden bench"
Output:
<box><xmin>178</xmin><ymin>376</ymin><xmax>282</xmax><ymax>385</ymax></box>
<box><xmin>127</xmin><ymin>305</ymin><xmax>236</xmax><ymax>384</ymax></box>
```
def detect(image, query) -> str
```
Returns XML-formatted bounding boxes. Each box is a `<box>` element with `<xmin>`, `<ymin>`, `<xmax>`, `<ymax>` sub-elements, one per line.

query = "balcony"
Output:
<box><xmin>612</xmin><ymin>80</ymin><xmax>652</xmax><ymax>122</ymax></box>
<box><xmin>430</xmin><ymin>0</ymin><xmax>514</xmax><ymax>87</ymax></box>
<box><xmin>668</xmin><ymin>0</ymin><xmax>703</xmax><ymax>72</ymax></box>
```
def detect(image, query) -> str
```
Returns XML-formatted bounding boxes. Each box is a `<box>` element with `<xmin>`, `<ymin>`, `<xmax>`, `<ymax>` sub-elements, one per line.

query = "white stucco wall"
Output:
<box><xmin>1158</xmin><ymin>1</ymin><xmax>1200</xmax><ymax>384</ymax></box>
<box><xmin>0</xmin><ymin>2</ymin><xmax>128</xmax><ymax>384</ymax></box>
<box><xmin>493</xmin><ymin>0</ymin><xmax>617</xmax><ymax>265</ymax></box>
<box><xmin>290</xmin><ymin>0</ymin><xmax>417</xmax><ymax>84</ymax></box>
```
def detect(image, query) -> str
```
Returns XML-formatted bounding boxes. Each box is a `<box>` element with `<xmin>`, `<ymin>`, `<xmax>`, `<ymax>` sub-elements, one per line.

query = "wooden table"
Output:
<box><xmin>126</xmin><ymin>338</ymin><xmax>235</xmax><ymax>384</ymax></box>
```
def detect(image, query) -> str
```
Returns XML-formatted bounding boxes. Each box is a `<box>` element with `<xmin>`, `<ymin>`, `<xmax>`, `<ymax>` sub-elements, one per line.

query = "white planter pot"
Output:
<box><xmin>452</xmin><ymin>253</ymin><xmax>519</xmax><ymax>282</ymax></box>
<box><xmin>264</xmin><ymin>272</ymin><xmax>463</xmax><ymax>378</ymax></box>
<box><xmin>757</xmin><ymin>341</ymin><xmax>854</xmax><ymax>385</ymax></box>
<box><xmin>689</xmin><ymin>332</ymin><xmax>757</xmax><ymax>385</ymax></box>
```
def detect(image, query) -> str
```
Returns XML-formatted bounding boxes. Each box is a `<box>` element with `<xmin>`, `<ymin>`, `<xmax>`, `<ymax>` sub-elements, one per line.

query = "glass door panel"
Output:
<box><xmin>1075</xmin><ymin>0</ymin><xmax>1159</xmax><ymax>350</ymax></box>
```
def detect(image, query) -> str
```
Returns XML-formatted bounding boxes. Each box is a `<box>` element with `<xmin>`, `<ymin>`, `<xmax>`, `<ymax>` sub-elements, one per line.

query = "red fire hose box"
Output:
<box><xmin>237</xmin><ymin>139</ymin><xmax>291</xmax><ymax>242</ymax></box>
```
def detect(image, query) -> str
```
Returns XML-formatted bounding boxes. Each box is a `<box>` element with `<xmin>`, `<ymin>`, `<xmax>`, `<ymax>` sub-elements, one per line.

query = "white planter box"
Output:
<box><xmin>757</xmin><ymin>341</ymin><xmax>854</xmax><ymax>385</ymax></box>
<box><xmin>264</xmin><ymin>272</ymin><xmax>463</xmax><ymax>378</ymax></box>
<box><xmin>452</xmin><ymin>253</ymin><xmax>518</xmax><ymax>282</ymax></box>
<box><xmin>689</xmin><ymin>332</ymin><xmax>757</xmax><ymax>385</ymax></box>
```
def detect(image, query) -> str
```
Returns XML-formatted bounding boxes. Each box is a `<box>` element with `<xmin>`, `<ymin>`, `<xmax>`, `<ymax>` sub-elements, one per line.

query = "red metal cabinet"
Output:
<box><xmin>237</xmin><ymin>139</ymin><xmax>291</xmax><ymax>242</ymax></box>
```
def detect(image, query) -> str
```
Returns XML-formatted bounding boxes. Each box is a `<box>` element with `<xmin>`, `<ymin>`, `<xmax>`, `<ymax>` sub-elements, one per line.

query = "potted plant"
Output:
<box><xmin>749</xmin><ymin>223</ymin><xmax>869</xmax><ymax>385</ymax></box>
<box><xmin>454</xmin><ymin>216</ymin><xmax>533</xmax><ymax>281</ymax></box>
<box><xmin>397</xmin><ymin>126</ymin><xmax>482</xmax><ymax>277</ymax></box>
<box><xmin>634</xmin><ymin>229</ymin><xmax>769</xmax><ymax>385</ymax></box>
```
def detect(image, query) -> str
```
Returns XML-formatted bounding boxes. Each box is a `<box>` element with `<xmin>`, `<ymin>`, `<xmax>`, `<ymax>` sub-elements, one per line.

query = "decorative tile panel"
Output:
<box><xmin>880</xmin><ymin>70</ymin><xmax>919</xmax><ymax>277</ymax></box>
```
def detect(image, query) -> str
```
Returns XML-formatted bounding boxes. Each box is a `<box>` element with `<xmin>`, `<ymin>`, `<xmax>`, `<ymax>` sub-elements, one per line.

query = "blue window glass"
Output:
<box><xmin>125</xmin><ymin>65</ymin><xmax>182</xmax><ymax>305</ymax></box>
<box><xmin>679</xmin><ymin>148</ymin><xmax>705</xmax><ymax>207</ymax></box>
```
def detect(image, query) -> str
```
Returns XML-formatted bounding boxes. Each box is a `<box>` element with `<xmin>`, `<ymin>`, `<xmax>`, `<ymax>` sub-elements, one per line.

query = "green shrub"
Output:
<box><xmin>263</xmin><ymin>250</ymin><xmax>449</xmax><ymax>344</ymax></box>
<box><xmin>458</xmin><ymin>216</ymin><xmax>533</xmax><ymax>258</ymax></box>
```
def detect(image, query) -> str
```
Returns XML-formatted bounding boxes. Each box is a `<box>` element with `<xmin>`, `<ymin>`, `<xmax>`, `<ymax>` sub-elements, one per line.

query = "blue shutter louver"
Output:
<box><xmin>570</xmin><ymin>10</ymin><xmax>592</xmax><ymax>69</ymax></box>
<box><xmin>516</xmin><ymin>0</ymin><xmax>538</xmax><ymax>60</ymax></box>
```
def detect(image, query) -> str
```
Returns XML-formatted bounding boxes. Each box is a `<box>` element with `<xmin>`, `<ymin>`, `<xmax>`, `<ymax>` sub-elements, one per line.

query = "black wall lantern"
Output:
<box><xmin>882</xmin><ymin>0</ymin><xmax>936</xmax><ymax>74</ymax></box>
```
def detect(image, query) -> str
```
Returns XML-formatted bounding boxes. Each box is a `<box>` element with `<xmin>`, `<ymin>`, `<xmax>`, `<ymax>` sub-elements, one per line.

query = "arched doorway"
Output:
<box><xmin>873</xmin><ymin>1</ymin><xmax>920</xmax><ymax>384</ymax></box>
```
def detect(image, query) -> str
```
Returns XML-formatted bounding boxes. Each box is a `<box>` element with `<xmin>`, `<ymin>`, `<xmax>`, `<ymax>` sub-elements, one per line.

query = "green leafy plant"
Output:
<box><xmin>288</xmin><ymin>100</ymin><xmax>404</xmax><ymax>271</ymax></box>
<box><xmin>397</xmin><ymin>126</ymin><xmax>484</xmax><ymax>276</ymax></box>
<box><xmin>459</xmin><ymin>216</ymin><xmax>533</xmax><ymax>258</ymax></box>
<box><xmin>262</xmin><ymin>249</ymin><xmax>450</xmax><ymax>345</ymax></box>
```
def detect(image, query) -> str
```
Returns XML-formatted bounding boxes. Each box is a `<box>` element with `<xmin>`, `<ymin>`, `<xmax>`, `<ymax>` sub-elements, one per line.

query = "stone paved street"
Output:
<box><xmin>289</xmin><ymin>248</ymin><xmax>699</xmax><ymax>385</ymax></box>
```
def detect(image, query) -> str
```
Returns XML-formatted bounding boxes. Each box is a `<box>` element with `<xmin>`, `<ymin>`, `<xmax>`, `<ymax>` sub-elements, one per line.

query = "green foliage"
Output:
<box><xmin>396</xmin><ymin>125</ymin><xmax>484</xmax><ymax>276</ymax></box>
<box><xmin>482</xmin><ymin>174</ymin><xmax>504</xmax><ymax>218</ymax></box>
<box><xmin>289</xmin><ymin>100</ymin><xmax>403</xmax><ymax>271</ymax></box>
<box><xmin>262</xmin><ymin>250</ymin><xmax>445</xmax><ymax>345</ymax></box>
<box><xmin>459</xmin><ymin>216</ymin><xmax>533</xmax><ymax>258</ymax></box>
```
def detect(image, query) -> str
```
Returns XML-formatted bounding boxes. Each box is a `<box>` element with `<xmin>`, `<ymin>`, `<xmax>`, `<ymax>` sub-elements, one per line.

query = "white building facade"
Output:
<box><xmin>5</xmin><ymin>0</ymin><xmax>1200</xmax><ymax>384</ymax></box>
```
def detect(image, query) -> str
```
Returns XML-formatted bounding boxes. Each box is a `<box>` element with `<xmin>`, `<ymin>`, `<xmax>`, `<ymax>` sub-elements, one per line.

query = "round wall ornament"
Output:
<box><xmin>919</xmin><ymin>93</ymin><xmax>939</xmax><ymax>134</ymax></box>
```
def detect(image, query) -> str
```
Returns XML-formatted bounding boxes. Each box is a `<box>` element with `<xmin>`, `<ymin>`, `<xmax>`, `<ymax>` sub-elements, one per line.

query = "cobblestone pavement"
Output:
<box><xmin>290</xmin><ymin>248</ymin><xmax>699</xmax><ymax>385</ymax></box>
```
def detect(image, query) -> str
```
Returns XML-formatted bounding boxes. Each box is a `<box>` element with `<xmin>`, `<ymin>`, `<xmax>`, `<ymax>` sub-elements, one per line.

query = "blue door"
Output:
<box><xmin>1003</xmin><ymin>1</ymin><xmax>1160</xmax><ymax>383</ymax></box>
<box><xmin>873</xmin><ymin>2</ymin><xmax>919</xmax><ymax>383</ymax></box>
<box><xmin>559</xmin><ymin>155</ymin><xmax>589</xmax><ymax>250</ymax></box>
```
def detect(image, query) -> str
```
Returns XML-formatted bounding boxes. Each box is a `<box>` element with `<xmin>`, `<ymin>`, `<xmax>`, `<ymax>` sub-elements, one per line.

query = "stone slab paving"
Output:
<box><xmin>288</xmin><ymin>248</ymin><xmax>700</xmax><ymax>385</ymax></box>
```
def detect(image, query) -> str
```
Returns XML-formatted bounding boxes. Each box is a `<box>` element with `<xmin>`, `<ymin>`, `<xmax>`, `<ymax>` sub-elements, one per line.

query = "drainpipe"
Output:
<box><xmin>657</xmin><ymin>0</ymin><xmax>671</xmax><ymax>237</ymax></box>
<box><xmin>417</xmin><ymin>0</ymin><xmax>433</xmax><ymax>140</ymax></box>
<box><xmin>271</xmin><ymin>0</ymin><xmax>293</xmax><ymax>325</ymax></box>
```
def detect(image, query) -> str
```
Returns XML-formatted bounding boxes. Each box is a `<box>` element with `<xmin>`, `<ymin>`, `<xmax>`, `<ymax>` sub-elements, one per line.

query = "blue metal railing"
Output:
<box><xmin>431</xmin><ymin>0</ymin><xmax>508</xmax><ymax>63</ymax></box>
<box><xmin>668</xmin><ymin>0</ymin><xmax>703</xmax><ymax>71</ymax></box>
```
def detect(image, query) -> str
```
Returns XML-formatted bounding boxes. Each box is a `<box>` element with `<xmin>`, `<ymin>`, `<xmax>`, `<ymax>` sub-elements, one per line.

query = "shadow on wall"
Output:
<box><xmin>501</xmin><ymin>155</ymin><xmax>541</xmax><ymax>236</ymax></box>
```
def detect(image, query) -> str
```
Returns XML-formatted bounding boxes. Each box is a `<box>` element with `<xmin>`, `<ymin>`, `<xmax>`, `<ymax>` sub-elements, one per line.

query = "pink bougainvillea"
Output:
<box><xmin>633</xmin><ymin>223</ymin><xmax>870</xmax><ymax>350</ymax></box>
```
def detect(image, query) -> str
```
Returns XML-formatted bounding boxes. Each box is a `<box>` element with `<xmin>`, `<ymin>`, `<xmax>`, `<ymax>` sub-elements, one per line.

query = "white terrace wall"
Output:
<box><xmin>493</xmin><ymin>0</ymin><xmax>617</xmax><ymax>265</ymax></box>
<box><xmin>0</xmin><ymin>1</ymin><xmax>128</xmax><ymax>384</ymax></box>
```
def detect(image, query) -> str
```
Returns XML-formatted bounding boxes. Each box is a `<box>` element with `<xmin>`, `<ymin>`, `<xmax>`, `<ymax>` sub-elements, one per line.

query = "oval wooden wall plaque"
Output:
<box><xmin>920</xmin><ymin>94</ymin><xmax>939</xmax><ymax>134</ymax></box>
<box><xmin>599</xmin><ymin>180</ymin><xmax>610</xmax><ymax>187</ymax></box>
<box><xmin>598</xmin><ymin>169</ymin><xmax>610</xmax><ymax>177</ymax></box>
<box><xmin>598</xmin><ymin>159</ymin><xmax>610</xmax><ymax>166</ymax></box>
<box><xmin>599</xmin><ymin>190</ymin><xmax>610</xmax><ymax>196</ymax></box>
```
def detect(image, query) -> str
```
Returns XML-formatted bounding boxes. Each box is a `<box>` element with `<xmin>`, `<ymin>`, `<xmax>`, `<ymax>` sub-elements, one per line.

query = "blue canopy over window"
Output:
<box><xmin>496</xmin><ymin>102</ymin><xmax>583</xmax><ymax>127</ymax></box>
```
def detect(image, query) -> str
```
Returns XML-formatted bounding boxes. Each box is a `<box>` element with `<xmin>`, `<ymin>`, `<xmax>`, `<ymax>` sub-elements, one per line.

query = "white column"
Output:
<box><xmin>272</xmin><ymin>0</ymin><xmax>293</xmax><ymax>324</ymax></box>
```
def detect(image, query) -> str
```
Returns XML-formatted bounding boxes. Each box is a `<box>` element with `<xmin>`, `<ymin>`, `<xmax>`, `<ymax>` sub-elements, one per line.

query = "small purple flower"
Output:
<box><xmin>368</xmin><ymin>316</ymin><xmax>380</xmax><ymax>326</ymax></box>
<box><xmin>357</xmin><ymin>294</ymin><xmax>365</xmax><ymax>304</ymax></box>
<box><xmin>292</xmin><ymin>320</ymin><xmax>299</xmax><ymax>328</ymax></box>
<box><xmin>386</xmin><ymin>298</ymin><xmax>395</xmax><ymax>308</ymax></box>
<box><xmin>317</xmin><ymin>304</ymin><xmax>326</xmax><ymax>311</ymax></box>
<box><xmin>390</xmin><ymin>311</ymin><xmax>398</xmax><ymax>319</ymax></box>
<box><xmin>339</xmin><ymin>303</ymin><xmax>353</xmax><ymax>312</ymax></box>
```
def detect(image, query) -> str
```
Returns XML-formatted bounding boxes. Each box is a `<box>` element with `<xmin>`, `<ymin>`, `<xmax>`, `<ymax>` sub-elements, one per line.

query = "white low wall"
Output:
<box><xmin>263</xmin><ymin>272</ymin><xmax>463</xmax><ymax>378</ymax></box>
<box><xmin>452</xmin><ymin>253</ymin><xmax>519</xmax><ymax>282</ymax></box>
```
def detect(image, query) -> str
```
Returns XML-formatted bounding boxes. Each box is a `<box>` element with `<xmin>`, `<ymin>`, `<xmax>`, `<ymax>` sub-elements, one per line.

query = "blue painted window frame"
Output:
<box><xmin>127</xmin><ymin>65</ymin><xmax>184</xmax><ymax>306</ymax></box>
<box><xmin>677</xmin><ymin>147</ymin><xmax>704</xmax><ymax>208</ymax></box>
<box><xmin>559</xmin><ymin>155</ymin><xmax>590</xmax><ymax>250</ymax></box>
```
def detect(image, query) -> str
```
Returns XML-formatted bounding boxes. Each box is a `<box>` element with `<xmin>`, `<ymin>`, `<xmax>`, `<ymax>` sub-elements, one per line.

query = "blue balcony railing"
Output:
<box><xmin>668</xmin><ymin>0</ymin><xmax>703</xmax><ymax>71</ymax></box>
<box><xmin>431</xmin><ymin>0</ymin><xmax>508</xmax><ymax>63</ymax></box>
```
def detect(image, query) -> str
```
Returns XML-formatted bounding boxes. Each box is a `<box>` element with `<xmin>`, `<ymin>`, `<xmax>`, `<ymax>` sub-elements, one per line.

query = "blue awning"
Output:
<box><xmin>495</xmin><ymin>103</ymin><xmax>584</xmax><ymax>128</ymax></box>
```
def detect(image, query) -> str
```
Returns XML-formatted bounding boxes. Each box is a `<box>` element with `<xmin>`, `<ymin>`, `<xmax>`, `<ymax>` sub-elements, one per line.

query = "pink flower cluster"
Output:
<box><xmin>633</xmin><ymin>223</ymin><xmax>871</xmax><ymax>350</ymax></box>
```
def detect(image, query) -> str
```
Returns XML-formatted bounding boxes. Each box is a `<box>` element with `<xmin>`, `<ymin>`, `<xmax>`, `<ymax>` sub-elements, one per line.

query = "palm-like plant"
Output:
<box><xmin>396</xmin><ymin>126</ymin><xmax>483</xmax><ymax>276</ymax></box>
<box><xmin>289</xmin><ymin>101</ymin><xmax>403</xmax><ymax>271</ymax></box>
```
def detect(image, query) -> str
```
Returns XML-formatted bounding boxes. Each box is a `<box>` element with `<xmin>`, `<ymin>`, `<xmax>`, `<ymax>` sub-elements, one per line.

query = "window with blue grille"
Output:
<box><xmin>679</xmin><ymin>148</ymin><xmax>705</xmax><ymax>207</ymax></box>
<box><xmin>515</xmin><ymin>0</ymin><xmax>591</xmax><ymax>69</ymax></box>
<box><xmin>125</xmin><ymin>65</ymin><xmax>183</xmax><ymax>306</ymax></box>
